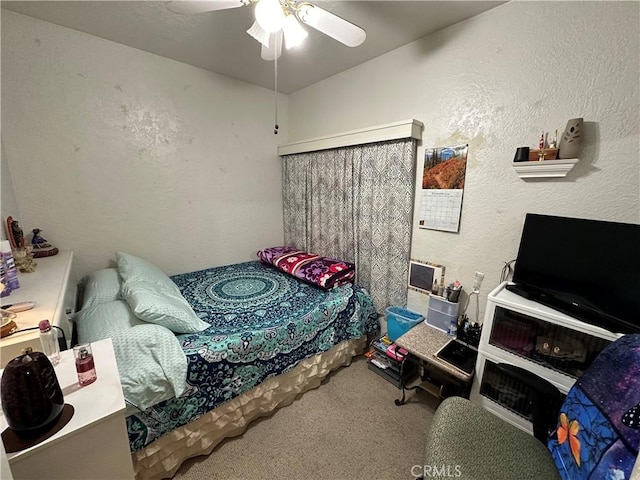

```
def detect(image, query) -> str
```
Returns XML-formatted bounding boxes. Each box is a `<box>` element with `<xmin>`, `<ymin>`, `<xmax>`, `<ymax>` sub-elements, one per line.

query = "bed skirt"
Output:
<box><xmin>131</xmin><ymin>336</ymin><xmax>367</xmax><ymax>480</ymax></box>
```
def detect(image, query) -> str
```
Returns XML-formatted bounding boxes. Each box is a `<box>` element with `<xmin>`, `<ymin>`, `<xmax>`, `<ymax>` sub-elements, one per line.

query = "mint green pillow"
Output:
<box><xmin>74</xmin><ymin>300</ymin><xmax>145</xmax><ymax>343</ymax></box>
<box><xmin>80</xmin><ymin>268</ymin><xmax>122</xmax><ymax>309</ymax></box>
<box><xmin>121</xmin><ymin>280</ymin><xmax>209</xmax><ymax>334</ymax></box>
<box><xmin>110</xmin><ymin>324</ymin><xmax>188</xmax><ymax>411</ymax></box>
<box><xmin>116</xmin><ymin>251</ymin><xmax>180</xmax><ymax>295</ymax></box>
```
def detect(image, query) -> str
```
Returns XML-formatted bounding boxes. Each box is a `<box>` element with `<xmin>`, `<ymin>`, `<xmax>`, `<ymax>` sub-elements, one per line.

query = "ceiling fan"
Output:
<box><xmin>166</xmin><ymin>0</ymin><xmax>367</xmax><ymax>61</ymax></box>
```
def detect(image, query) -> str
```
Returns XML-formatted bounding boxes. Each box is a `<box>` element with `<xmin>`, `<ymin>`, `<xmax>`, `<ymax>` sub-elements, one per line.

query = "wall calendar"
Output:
<box><xmin>418</xmin><ymin>144</ymin><xmax>468</xmax><ymax>233</ymax></box>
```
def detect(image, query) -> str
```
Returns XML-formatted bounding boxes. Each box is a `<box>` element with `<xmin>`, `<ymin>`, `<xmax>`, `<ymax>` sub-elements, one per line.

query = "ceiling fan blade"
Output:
<box><xmin>166</xmin><ymin>1</ymin><xmax>246</xmax><ymax>15</ymax></box>
<box><xmin>261</xmin><ymin>31</ymin><xmax>283</xmax><ymax>61</ymax></box>
<box><xmin>296</xmin><ymin>3</ymin><xmax>365</xmax><ymax>48</ymax></box>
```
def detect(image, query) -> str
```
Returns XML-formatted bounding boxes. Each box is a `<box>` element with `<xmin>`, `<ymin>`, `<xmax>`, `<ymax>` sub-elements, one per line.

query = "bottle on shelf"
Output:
<box><xmin>447</xmin><ymin>318</ymin><xmax>458</xmax><ymax>338</ymax></box>
<box><xmin>74</xmin><ymin>343</ymin><xmax>97</xmax><ymax>386</ymax></box>
<box><xmin>38</xmin><ymin>319</ymin><xmax>60</xmax><ymax>365</ymax></box>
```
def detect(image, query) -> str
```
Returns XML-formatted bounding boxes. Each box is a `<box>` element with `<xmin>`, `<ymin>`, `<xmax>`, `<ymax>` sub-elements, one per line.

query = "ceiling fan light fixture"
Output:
<box><xmin>282</xmin><ymin>14</ymin><xmax>308</xmax><ymax>49</ymax></box>
<box><xmin>261</xmin><ymin>30</ymin><xmax>283</xmax><ymax>61</ymax></box>
<box><xmin>297</xmin><ymin>3</ymin><xmax>366</xmax><ymax>48</ymax></box>
<box><xmin>254</xmin><ymin>0</ymin><xmax>285</xmax><ymax>33</ymax></box>
<box><xmin>247</xmin><ymin>20</ymin><xmax>271</xmax><ymax>47</ymax></box>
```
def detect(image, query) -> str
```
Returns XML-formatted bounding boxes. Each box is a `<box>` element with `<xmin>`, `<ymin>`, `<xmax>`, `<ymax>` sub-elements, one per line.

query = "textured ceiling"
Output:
<box><xmin>1</xmin><ymin>1</ymin><xmax>504</xmax><ymax>93</ymax></box>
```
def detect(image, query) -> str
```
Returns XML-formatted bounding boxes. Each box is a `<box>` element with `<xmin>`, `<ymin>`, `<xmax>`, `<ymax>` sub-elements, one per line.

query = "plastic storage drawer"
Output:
<box><xmin>427</xmin><ymin>296</ymin><xmax>460</xmax><ymax>332</ymax></box>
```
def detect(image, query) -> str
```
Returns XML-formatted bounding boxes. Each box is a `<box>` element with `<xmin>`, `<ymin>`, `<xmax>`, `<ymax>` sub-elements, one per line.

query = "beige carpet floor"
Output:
<box><xmin>173</xmin><ymin>356</ymin><xmax>438</xmax><ymax>480</ymax></box>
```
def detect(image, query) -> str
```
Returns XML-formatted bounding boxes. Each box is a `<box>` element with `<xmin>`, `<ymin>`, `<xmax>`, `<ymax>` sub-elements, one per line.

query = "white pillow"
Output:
<box><xmin>116</xmin><ymin>251</ymin><xmax>180</xmax><ymax>294</ymax></box>
<box><xmin>74</xmin><ymin>300</ymin><xmax>145</xmax><ymax>344</ymax></box>
<box><xmin>110</xmin><ymin>324</ymin><xmax>188</xmax><ymax>411</ymax></box>
<box><xmin>81</xmin><ymin>268</ymin><xmax>122</xmax><ymax>309</ymax></box>
<box><xmin>120</xmin><ymin>280</ymin><xmax>209</xmax><ymax>334</ymax></box>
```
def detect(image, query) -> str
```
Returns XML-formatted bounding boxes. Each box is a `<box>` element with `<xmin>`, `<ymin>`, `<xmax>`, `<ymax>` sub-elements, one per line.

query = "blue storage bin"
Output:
<box><xmin>387</xmin><ymin>306</ymin><xmax>424</xmax><ymax>342</ymax></box>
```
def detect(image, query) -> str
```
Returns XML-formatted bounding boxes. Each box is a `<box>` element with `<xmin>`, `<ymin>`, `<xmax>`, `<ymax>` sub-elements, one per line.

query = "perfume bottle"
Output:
<box><xmin>74</xmin><ymin>343</ymin><xmax>97</xmax><ymax>386</ymax></box>
<box><xmin>39</xmin><ymin>319</ymin><xmax>60</xmax><ymax>365</ymax></box>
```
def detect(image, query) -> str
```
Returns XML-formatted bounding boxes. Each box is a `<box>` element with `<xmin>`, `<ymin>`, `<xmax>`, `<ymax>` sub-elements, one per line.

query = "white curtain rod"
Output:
<box><xmin>277</xmin><ymin>119</ymin><xmax>423</xmax><ymax>156</ymax></box>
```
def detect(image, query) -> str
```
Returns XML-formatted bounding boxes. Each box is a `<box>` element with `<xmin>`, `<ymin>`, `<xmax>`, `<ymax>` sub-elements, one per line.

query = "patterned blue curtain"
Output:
<box><xmin>282</xmin><ymin>138</ymin><xmax>417</xmax><ymax>314</ymax></box>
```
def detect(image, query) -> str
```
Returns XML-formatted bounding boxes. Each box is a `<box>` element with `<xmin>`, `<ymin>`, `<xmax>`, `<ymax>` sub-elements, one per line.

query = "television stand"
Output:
<box><xmin>470</xmin><ymin>281</ymin><xmax>623</xmax><ymax>436</ymax></box>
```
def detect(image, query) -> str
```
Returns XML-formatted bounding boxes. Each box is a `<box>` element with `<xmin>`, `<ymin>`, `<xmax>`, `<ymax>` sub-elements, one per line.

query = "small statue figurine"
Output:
<box><xmin>31</xmin><ymin>228</ymin><xmax>46</xmax><ymax>246</ymax></box>
<box><xmin>12</xmin><ymin>246</ymin><xmax>37</xmax><ymax>273</ymax></box>
<box><xmin>7</xmin><ymin>217</ymin><xmax>24</xmax><ymax>249</ymax></box>
<box><xmin>30</xmin><ymin>228</ymin><xmax>59</xmax><ymax>258</ymax></box>
<box><xmin>5</xmin><ymin>216</ymin><xmax>37</xmax><ymax>272</ymax></box>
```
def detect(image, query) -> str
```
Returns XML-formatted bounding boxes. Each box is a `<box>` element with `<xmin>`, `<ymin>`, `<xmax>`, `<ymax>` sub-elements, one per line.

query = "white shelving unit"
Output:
<box><xmin>470</xmin><ymin>282</ymin><xmax>622</xmax><ymax>435</ymax></box>
<box><xmin>512</xmin><ymin>158</ymin><xmax>579</xmax><ymax>178</ymax></box>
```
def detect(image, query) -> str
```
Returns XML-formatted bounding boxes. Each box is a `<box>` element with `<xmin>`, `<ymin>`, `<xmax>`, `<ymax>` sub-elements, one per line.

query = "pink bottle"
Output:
<box><xmin>73</xmin><ymin>343</ymin><xmax>97</xmax><ymax>386</ymax></box>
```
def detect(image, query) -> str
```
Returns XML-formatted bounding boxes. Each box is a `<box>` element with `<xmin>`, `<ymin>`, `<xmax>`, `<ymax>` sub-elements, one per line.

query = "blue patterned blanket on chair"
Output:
<box><xmin>548</xmin><ymin>334</ymin><xmax>640</xmax><ymax>479</ymax></box>
<box><xmin>126</xmin><ymin>261</ymin><xmax>378</xmax><ymax>451</ymax></box>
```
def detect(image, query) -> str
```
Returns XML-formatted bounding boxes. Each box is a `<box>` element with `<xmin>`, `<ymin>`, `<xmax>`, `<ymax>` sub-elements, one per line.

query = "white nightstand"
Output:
<box><xmin>1</xmin><ymin>338</ymin><xmax>134</xmax><ymax>480</ymax></box>
<box><xmin>1</xmin><ymin>251</ymin><xmax>76</xmax><ymax>366</ymax></box>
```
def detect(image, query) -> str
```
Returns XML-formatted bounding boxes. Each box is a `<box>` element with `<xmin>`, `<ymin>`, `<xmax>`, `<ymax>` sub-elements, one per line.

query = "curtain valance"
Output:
<box><xmin>277</xmin><ymin>119</ymin><xmax>423</xmax><ymax>156</ymax></box>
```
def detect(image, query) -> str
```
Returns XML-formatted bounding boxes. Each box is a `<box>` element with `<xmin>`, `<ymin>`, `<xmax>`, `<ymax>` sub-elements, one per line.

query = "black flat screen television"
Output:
<box><xmin>506</xmin><ymin>213</ymin><xmax>640</xmax><ymax>334</ymax></box>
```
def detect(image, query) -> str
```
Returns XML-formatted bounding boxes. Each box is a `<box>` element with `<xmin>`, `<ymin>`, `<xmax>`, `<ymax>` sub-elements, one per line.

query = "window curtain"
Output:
<box><xmin>282</xmin><ymin>138</ymin><xmax>417</xmax><ymax>314</ymax></box>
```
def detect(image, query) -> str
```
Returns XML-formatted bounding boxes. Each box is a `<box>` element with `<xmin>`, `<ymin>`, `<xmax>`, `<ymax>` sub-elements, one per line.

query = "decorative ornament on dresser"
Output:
<box><xmin>5</xmin><ymin>216</ymin><xmax>37</xmax><ymax>272</ymax></box>
<box><xmin>558</xmin><ymin>117</ymin><xmax>583</xmax><ymax>159</ymax></box>
<box><xmin>30</xmin><ymin>228</ymin><xmax>59</xmax><ymax>258</ymax></box>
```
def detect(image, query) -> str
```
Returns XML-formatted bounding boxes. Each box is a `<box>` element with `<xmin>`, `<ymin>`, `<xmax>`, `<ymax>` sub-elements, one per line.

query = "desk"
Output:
<box><xmin>1</xmin><ymin>338</ymin><xmax>134</xmax><ymax>480</ymax></box>
<box><xmin>395</xmin><ymin>322</ymin><xmax>474</xmax><ymax>405</ymax></box>
<box><xmin>1</xmin><ymin>252</ymin><xmax>75</xmax><ymax>366</ymax></box>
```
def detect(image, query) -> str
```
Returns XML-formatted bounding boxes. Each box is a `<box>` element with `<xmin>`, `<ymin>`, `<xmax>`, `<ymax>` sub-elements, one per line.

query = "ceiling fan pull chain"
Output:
<box><xmin>273</xmin><ymin>35</ymin><xmax>279</xmax><ymax>135</ymax></box>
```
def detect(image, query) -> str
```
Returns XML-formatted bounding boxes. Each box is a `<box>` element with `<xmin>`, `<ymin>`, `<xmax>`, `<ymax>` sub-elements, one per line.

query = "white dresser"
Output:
<box><xmin>1</xmin><ymin>251</ymin><xmax>76</xmax><ymax>366</ymax></box>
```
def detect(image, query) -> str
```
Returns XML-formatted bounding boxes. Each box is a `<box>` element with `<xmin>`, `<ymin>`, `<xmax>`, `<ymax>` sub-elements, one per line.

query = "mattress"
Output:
<box><xmin>126</xmin><ymin>261</ymin><xmax>378</xmax><ymax>453</ymax></box>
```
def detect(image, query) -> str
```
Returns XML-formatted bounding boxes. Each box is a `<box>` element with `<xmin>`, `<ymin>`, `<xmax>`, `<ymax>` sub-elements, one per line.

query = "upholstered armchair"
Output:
<box><xmin>422</xmin><ymin>334</ymin><xmax>640</xmax><ymax>480</ymax></box>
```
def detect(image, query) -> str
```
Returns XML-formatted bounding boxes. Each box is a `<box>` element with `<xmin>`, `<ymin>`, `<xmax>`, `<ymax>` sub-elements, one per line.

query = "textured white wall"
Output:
<box><xmin>1</xmin><ymin>140</ymin><xmax>20</xmax><ymax>241</ymax></box>
<box><xmin>1</xmin><ymin>10</ymin><xmax>286</xmax><ymax>278</ymax></box>
<box><xmin>287</xmin><ymin>1</ymin><xmax>640</xmax><ymax>321</ymax></box>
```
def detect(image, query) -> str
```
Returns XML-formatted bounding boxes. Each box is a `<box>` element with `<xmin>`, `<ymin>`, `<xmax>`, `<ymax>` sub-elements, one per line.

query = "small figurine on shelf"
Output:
<box><xmin>529</xmin><ymin>129</ymin><xmax>560</xmax><ymax>161</ymax></box>
<box><xmin>12</xmin><ymin>245</ymin><xmax>37</xmax><ymax>273</ymax></box>
<box><xmin>7</xmin><ymin>217</ymin><xmax>24</xmax><ymax>250</ymax></box>
<box><xmin>536</xmin><ymin>132</ymin><xmax>549</xmax><ymax>161</ymax></box>
<box><xmin>30</xmin><ymin>228</ymin><xmax>59</xmax><ymax>258</ymax></box>
<box><xmin>5</xmin><ymin>216</ymin><xmax>37</xmax><ymax>272</ymax></box>
<box><xmin>31</xmin><ymin>229</ymin><xmax>45</xmax><ymax>246</ymax></box>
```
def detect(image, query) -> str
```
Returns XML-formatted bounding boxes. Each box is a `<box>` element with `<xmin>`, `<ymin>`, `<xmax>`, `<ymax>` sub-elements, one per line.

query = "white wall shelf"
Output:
<box><xmin>512</xmin><ymin>158</ymin><xmax>579</xmax><ymax>179</ymax></box>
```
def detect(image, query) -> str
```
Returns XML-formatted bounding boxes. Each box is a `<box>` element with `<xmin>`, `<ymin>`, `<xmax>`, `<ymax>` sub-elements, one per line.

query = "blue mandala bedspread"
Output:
<box><xmin>126</xmin><ymin>261</ymin><xmax>378</xmax><ymax>451</ymax></box>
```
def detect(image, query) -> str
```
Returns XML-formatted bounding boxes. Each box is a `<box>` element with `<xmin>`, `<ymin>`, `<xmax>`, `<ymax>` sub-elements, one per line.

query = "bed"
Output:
<box><xmin>74</xmin><ymin>253</ymin><xmax>378</xmax><ymax>480</ymax></box>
